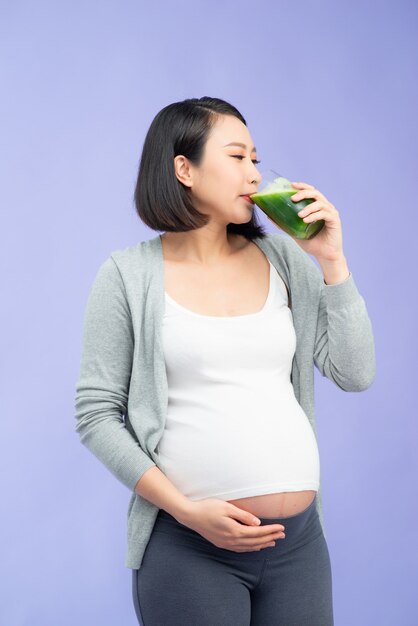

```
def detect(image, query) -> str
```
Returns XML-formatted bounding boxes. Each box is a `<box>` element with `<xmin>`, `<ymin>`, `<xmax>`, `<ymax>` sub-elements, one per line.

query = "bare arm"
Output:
<box><xmin>134</xmin><ymin>465</ymin><xmax>193</xmax><ymax>523</ymax></box>
<box><xmin>134</xmin><ymin>466</ymin><xmax>286</xmax><ymax>553</ymax></box>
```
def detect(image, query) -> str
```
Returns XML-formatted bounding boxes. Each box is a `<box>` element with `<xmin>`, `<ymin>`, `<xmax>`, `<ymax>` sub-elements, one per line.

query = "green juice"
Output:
<box><xmin>250</xmin><ymin>189</ymin><xmax>325</xmax><ymax>240</ymax></box>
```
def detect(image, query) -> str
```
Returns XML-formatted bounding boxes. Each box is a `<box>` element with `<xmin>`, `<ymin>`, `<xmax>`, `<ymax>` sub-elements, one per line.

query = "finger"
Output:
<box><xmin>238</xmin><ymin>528</ymin><xmax>286</xmax><ymax>545</ymax></box>
<box><xmin>297</xmin><ymin>200</ymin><xmax>327</xmax><ymax>216</ymax></box>
<box><xmin>242</xmin><ymin>534</ymin><xmax>284</xmax><ymax>551</ymax></box>
<box><xmin>297</xmin><ymin>200</ymin><xmax>338</xmax><ymax>219</ymax></box>
<box><xmin>237</xmin><ymin>523</ymin><xmax>285</xmax><ymax>538</ymax></box>
<box><xmin>291</xmin><ymin>181</ymin><xmax>315</xmax><ymax>189</ymax></box>
<box><xmin>291</xmin><ymin>189</ymin><xmax>326</xmax><ymax>203</ymax></box>
<box><xmin>234</xmin><ymin>539</ymin><xmax>278</xmax><ymax>552</ymax></box>
<box><xmin>251</xmin><ymin>541</ymin><xmax>277</xmax><ymax>552</ymax></box>
<box><xmin>300</xmin><ymin>209</ymin><xmax>332</xmax><ymax>223</ymax></box>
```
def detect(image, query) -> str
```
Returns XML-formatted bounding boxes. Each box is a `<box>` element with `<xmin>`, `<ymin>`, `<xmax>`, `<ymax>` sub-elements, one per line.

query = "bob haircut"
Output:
<box><xmin>133</xmin><ymin>96</ymin><xmax>267</xmax><ymax>241</ymax></box>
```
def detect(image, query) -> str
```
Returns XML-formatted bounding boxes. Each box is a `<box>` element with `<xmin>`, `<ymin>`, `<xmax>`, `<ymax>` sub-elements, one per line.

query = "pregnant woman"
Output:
<box><xmin>75</xmin><ymin>96</ymin><xmax>376</xmax><ymax>626</ymax></box>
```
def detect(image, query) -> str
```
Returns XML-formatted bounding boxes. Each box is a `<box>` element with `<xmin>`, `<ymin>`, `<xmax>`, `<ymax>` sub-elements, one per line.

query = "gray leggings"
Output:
<box><xmin>132</xmin><ymin>494</ymin><xmax>334</xmax><ymax>625</ymax></box>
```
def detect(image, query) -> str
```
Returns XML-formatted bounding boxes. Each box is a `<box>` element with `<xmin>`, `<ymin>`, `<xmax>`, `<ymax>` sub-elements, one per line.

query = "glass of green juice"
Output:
<box><xmin>250</xmin><ymin>170</ymin><xmax>325</xmax><ymax>240</ymax></box>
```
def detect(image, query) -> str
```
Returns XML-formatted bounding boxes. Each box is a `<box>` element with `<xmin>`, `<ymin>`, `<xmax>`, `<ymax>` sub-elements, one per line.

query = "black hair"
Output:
<box><xmin>133</xmin><ymin>96</ymin><xmax>267</xmax><ymax>241</ymax></box>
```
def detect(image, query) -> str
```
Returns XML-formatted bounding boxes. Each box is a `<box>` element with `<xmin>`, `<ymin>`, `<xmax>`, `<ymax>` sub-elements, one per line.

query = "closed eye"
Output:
<box><xmin>232</xmin><ymin>155</ymin><xmax>261</xmax><ymax>165</ymax></box>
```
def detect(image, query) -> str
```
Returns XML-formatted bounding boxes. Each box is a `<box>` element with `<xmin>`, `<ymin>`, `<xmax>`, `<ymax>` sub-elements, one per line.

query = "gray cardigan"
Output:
<box><xmin>74</xmin><ymin>232</ymin><xmax>376</xmax><ymax>569</ymax></box>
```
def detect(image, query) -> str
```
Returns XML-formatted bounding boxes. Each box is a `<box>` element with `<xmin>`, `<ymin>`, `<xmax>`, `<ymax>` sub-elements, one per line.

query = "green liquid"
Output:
<box><xmin>250</xmin><ymin>189</ymin><xmax>325</xmax><ymax>240</ymax></box>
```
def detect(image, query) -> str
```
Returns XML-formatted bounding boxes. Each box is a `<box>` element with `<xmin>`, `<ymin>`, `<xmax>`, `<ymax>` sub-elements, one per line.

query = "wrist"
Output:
<box><xmin>317</xmin><ymin>255</ymin><xmax>350</xmax><ymax>285</ymax></box>
<box><xmin>175</xmin><ymin>499</ymin><xmax>197</xmax><ymax>525</ymax></box>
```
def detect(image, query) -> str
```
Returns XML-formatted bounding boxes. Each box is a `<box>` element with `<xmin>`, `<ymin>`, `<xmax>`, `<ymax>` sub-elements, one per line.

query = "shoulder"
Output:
<box><xmin>106</xmin><ymin>238</ymin><xmax>157</xmax><ymax>277</ymax></box>
<box><xmin>88</xmin><ymin>240</ymin><xmax>151</xmax><ymax>294</ymax></box>
<box><xmin>109</xmin><ymin>239</ymin><xmax>147</xmax><ymax>264</ymax></box>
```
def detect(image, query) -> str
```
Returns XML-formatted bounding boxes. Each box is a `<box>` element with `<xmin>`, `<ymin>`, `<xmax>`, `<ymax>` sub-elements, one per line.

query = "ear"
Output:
<box><xmin>174</xmin><ymin>155</ymin><xmax>194</xmax><ymax>188</ymax></box>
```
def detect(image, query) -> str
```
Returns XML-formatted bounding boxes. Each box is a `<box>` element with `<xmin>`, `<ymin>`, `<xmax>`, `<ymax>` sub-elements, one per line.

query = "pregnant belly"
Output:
<box><xmin>227</xmin><ymin>490</ymin><xmax>317</xmax><ymax>518</ymax></box>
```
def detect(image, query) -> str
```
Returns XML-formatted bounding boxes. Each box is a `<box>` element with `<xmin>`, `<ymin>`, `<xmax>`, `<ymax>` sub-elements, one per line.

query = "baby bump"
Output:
<box><xmin>227</xmin><ymin>490</ymin><xmax>317</xmax><ymax>518</ymax></box>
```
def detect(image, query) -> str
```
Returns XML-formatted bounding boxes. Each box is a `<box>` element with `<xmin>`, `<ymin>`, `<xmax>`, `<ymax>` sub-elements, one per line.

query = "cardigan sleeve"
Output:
<box><xmin>313</xmin><ymin>266</ymin><xmax>376</xmax><ymax>392</ymax></box>
<box><xmin>282</xmin><ymin>234</ymin><xmax>376</xmax><ymax>392</ymax></box>
<box><xmin>74</xmin><ymin>256</ymin><xmax>156</xmax><ymax>492</ymax></box>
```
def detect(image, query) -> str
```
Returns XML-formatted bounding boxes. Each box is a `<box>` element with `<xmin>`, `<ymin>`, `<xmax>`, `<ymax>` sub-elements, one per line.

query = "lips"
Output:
<box><xmin>241</xmin><ymin>195</ymin><xmax>254</xmax><ymax>204</ymax></box>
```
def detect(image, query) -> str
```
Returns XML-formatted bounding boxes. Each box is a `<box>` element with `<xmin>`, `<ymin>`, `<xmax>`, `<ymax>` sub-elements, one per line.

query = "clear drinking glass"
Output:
<box><xmin>250</xmin><ymin>170</ymin><xmax>325</xmax><ymax>240</ymax></box>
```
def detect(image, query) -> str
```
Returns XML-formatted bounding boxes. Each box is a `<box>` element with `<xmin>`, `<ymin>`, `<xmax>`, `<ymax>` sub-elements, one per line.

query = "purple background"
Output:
<box><xmin>2</xmin><ymin>1</ymin><xmax>417</xmax><ymax>624</ymax></box>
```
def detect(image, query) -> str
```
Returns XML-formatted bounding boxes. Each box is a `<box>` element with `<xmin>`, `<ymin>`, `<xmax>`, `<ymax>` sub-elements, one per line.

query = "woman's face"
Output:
<box><xmin>177</xmin><ymin>114</ymin><xmax>262</xmax><ymax>226</ymax></box>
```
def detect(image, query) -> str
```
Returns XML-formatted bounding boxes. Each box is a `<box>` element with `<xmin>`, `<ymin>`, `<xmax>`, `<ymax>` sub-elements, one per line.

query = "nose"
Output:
<box><xmin>249</xmin><ymin>164</ymin><xmax>262</xmax><ymax>186</ymax></box>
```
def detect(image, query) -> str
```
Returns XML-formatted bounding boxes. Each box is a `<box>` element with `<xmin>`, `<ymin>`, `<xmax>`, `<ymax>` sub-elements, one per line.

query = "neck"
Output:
<box><xmin>160</xmin><ymin>230</ymin><xmax>247</xmax><ymax>266</ymax></box>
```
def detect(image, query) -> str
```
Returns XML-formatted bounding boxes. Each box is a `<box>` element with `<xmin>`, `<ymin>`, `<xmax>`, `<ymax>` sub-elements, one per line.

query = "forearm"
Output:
<box><xmin>313</xmin><ymin>259</ymin><xmax>376</xmax><ymax>391</ymax></box>
<box><xmin>134</xmin><ymin>465</ymin><xmax>193</xmax><ymax>523</ymax></box>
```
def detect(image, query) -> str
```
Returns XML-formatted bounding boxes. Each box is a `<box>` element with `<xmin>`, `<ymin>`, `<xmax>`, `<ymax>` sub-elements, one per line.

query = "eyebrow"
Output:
<box><xmin>223</xmin><ymin>142</ymin><xmax>257</xmax><ymax>152</ymax></box>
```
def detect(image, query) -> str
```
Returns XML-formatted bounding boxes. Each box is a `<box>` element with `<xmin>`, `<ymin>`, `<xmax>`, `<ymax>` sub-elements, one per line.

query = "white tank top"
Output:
<box><xmin>158</xmin><ymin>259</ymin><xmax>320</xmax><ymax>501</ymax></box>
